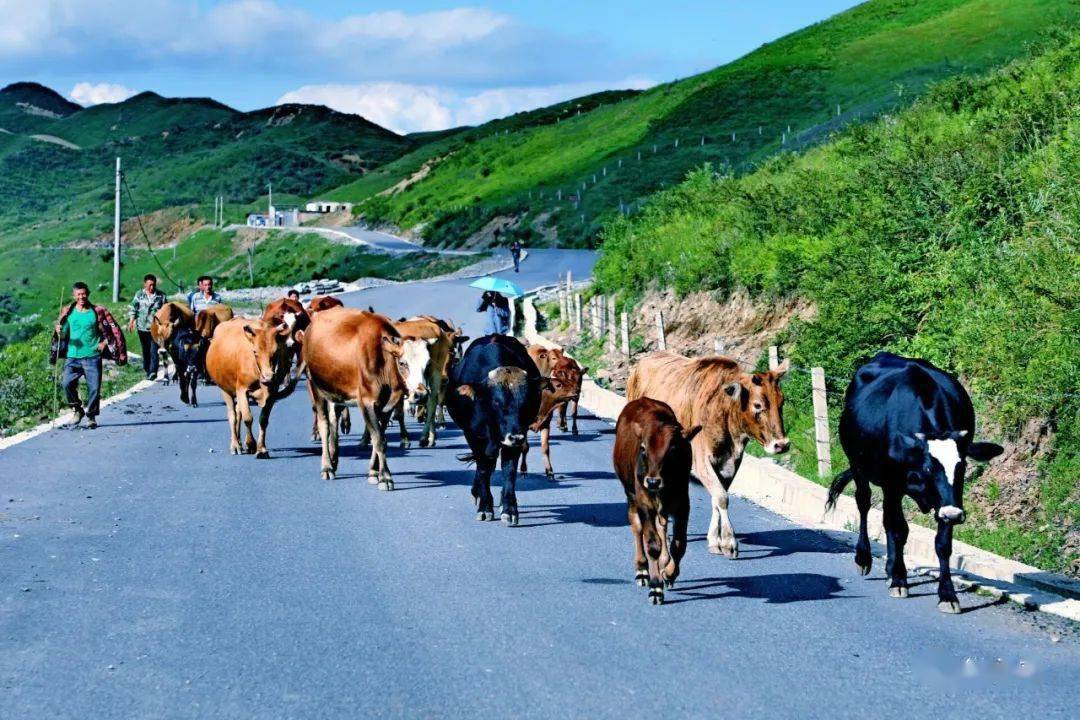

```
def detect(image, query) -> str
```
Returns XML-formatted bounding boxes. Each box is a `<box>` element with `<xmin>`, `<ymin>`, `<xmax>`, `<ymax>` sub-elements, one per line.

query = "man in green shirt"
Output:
<box><xmin>54</xmin><ymin>283</ymin><xmax>106</xmax><ymax>428</ymax></box>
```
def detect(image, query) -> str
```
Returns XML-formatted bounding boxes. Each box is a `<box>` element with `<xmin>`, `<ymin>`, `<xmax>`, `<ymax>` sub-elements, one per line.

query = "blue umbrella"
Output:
<box><xmin>469</xmin><ymin>276</ymin><xmax>524</xmax><ymax>297</ymax></box>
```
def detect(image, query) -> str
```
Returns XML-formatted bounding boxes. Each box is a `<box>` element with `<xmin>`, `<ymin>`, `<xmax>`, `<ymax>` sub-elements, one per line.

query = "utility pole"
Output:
<box><xmin>268</xmin><ymin>182</ymin><xmax>273</xmax><ymax>225</ymax></box>
<box><xmin>112</xmin><ymin>157</ymin><xmax>121</xmax><ymax>303</ymax></box>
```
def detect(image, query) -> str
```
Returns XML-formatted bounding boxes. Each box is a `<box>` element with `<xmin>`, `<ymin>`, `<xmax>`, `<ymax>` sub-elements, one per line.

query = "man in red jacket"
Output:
<box><xmin>52</xmin><ymin>282</ymin><xmax>128</xmax><ymax>428</ymax></box>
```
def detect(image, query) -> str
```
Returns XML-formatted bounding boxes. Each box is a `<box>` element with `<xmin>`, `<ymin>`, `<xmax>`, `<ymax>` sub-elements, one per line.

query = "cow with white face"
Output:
<box><xmin>827</xmin><ymin>352</ymin><xmax>1003</xmax><ymax>613</ymax></box>
<box><xmin>391</xmin><ymin>318</ymin><xmax>453</xmax><ymax>448</ymax></box>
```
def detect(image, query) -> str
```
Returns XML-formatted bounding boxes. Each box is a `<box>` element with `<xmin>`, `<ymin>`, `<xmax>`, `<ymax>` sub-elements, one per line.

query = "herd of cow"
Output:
<box><xmin>147</xmin><ymin>293</ymin><xmax>1004</xmax><ymax>612</ymax></box>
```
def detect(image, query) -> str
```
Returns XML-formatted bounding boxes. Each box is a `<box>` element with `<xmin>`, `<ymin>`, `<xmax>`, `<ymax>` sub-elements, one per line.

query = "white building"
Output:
<box><xmin>305</xmin><ymin>200</ymin><xmax>353</xmax><ymax>214</ymax></box>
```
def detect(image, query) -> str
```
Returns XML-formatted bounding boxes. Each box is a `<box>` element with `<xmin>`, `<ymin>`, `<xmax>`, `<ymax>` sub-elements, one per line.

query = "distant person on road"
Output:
<box><xmin>127</xmin><ymin>273</ymin><xmax>166</xmax><ymax>380</ymax></box>
<box><xmin>187</xmin><ymin>275</ymin><xmax>221</xmax><ymax>314</ymax></box>
<box><xmin>287</xmin><ymin>289</ymin><xmax>301</xmax><ymax>301</ymax></box>
<box><xmin>51</xmin><ymin>282</ymin><xmax>128</xmax><ymax>429</ymax></box>
<box><xmin>510</xmin><ymin>240</ymin><xmax>522</xmax><ymax>273</ymax></box>
<box><xmin>477</xmin><ymin>290</ymin><xmax>511</xmax><ymax>335</ymax></box>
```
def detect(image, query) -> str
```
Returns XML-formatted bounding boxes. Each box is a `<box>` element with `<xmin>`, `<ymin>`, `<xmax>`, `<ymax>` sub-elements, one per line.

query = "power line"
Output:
<box><xmin>120</xmin><ymin>175</ymin><xmax>183</xmax><ymax>293</ymax></box>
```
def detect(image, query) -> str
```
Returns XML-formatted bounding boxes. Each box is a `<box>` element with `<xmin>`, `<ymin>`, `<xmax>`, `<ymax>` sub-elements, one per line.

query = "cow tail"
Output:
<box><xmin>625</xmin><ymin>367</ymin><xmax>641</xmax><ymax>401</ymax></box>
<box><xmin>825</xmin><ymin>469</ymin><xmax>854</xmax><ymax>513</ymax></box>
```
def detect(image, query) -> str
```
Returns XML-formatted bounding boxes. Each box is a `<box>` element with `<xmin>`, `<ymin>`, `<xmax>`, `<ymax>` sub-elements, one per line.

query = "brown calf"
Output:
<box><xmin>204</xmin><ymin>318</ymin><xmax>296</xmax><ymax>458</ymax></box>
<box><xmin>613</xmin><ymin>397</ymin><xmax>701</xmax><ymax>604</ymax></box>
<box><xmin>627</xmin><ymin>351</ymin><xmax>789</xmax><ymax>559</ymax></box>
<box><xmin>520</xmin><ymin>350</ymin><xmax>586</xmax><ymax>480</ymax></box>
<box><xmin>307</xmin><ymin>295</ymin><xmax>344</xmax><ymax>315</ymax></box>
<box><xmin>302</xmin><ymin>309</ymin><xmax>406</xmax><ymax>488</ymax></box>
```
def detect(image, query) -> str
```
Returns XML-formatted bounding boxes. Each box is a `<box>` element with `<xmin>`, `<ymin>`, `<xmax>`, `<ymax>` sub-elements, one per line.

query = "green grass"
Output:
<box><xmin>593</xmin><ymin>32</ymin><xmax>1080</xmax><ymax>574</ymax></box>
<box><xmin>330</xmin><ymin>0</ymin><xmax>1080</xmax><ymax>249</ymax></box>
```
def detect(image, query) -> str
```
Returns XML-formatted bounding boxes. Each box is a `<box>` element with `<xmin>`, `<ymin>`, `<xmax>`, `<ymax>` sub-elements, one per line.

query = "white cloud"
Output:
<box><xmin>69</xmin><ymin>81</ymin><xmax>136</xmax><ymax>106</ymax></box>
<box><xmin>0</xmin><ymin>1</ymin><xmax>568</xmax><ymax>86</ymax></box>
<box><xmin>277</xmin><ymin>78</ymin><xmax>658</xmax><ymax>135</ymax></box>
<box><xmin>278</xmin><ymin>83</ymin><xmax>454</xmax><ymax>135</ymax></box>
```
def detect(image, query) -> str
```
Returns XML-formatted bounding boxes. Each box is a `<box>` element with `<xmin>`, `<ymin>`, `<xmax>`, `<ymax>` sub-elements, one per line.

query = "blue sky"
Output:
<box><xmin>1</xmin><ymin>1</ymin><xmax>859</xmax><ymax>133</ymax></box>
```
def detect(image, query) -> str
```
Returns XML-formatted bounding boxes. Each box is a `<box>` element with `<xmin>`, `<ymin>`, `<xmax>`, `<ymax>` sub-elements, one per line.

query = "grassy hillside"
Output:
<box><xmin>594</xmin><ymin>32</ymin><xmax>1080</xmax><ymax>574</ymax></box>
<box><xmin>335</xmin><ymin>0</ymin><xmax>1080</xmax><ymax>249</ymax></box>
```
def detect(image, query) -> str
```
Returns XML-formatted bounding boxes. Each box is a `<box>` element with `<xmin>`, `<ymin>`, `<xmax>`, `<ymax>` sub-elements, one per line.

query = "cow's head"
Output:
<box><xmin>898</xmin><ymin>431</ymin><xmax>1003</xmax><ymax>524</ymax></box>
<box><xmin>243</xmin><ymin>322</ymin><xmax>291</xmax><ymax>385</ymax></box>
<box><xmin>636</xmin><ymin>422</ymin><xmax>702</xmax><ymax>494</ymax></box>
<box><xmin>530</xmin><ymin>361</ymin><xmax>585</xmax><ymax>431</ymax></box>
<box><xmin>725</xmin><ymin>359</ymin><xmax>790</xmax><ymax>454</ymax></box>
<box><xmin>390</xmin><ymin>335</ymin><xmax>438</xmax><ymax>404</ymax></box>
<box><xmin>457</xmin><ymin>366</ymin><xmax>539</xmax><ymax>448</ymax></box>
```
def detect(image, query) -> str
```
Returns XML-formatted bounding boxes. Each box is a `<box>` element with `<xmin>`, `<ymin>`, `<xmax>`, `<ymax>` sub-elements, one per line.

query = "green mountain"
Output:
<box><xmin>595</xmin><ymin>31</ymin><xmax>1080</xmax><ymax>574</ymax></box>
<box><xmin>329</xmin><ymin>0</ymin><xmax>1080</xmax><ymax>248</ymax></box>
<box><xmin>0</xmin><ymin>86</ymin><xmax>415</xmax><ymax>250</ymax></box>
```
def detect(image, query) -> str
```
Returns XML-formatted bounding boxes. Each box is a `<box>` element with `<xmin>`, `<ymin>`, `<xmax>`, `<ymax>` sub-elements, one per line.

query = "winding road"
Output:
<box><xmin>1</xmin><ymin>250</ymin><xmax>1077</xmax><ymax>719</ymax></box>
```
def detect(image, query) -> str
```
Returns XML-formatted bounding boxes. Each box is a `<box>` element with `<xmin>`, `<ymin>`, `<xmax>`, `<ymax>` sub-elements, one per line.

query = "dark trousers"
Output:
<box><xmin>137</xmin><ymin>330</ymin><xmax>160</xmax><ymax>377</ymax></box>
<box><xmin>512</xmin><ymin>253</ymin><xmax>520</xmax><ymax>272</ymax></box>
<box><xmin>63</xmin><ymin>357</ymin><xmax>102</xmax><ymax>418</ymax></box>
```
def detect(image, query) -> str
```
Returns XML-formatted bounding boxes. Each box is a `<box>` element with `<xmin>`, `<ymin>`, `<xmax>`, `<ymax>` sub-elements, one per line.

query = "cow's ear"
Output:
<box><xmin>294</xmin><ymin>329</ymin><xmax>305</xmax><ymax>343</ymax></box>
<box><xmin>457</xmin><ymin>384</ymin><xmax>475</xmax><ymax>399</ymax></box>
<box><xmin>683</xmin><ymin>425</ymin><xmax>703</xmax><ymax>443</ymax></box>
<box><xmin>172</xmin><ymin>317</ymin><xmax>181</xmax><ymax>327</ymax></box>
<box><xmin>967</xmin><ymin>441</ymin><xmax>1004</xmax><ymax>462</ymax></box>
<box><xmin>243</xmin><ymin>325</ymin><xmax>258</xmax><ymax>340</ymax></box>
<box><xmin>724</xmin><ymin>381</ymin><xmax>742</xmax><ymax>399</ymax></box>
<box><xmin>544</xmin><ymin>379</ymin><xmax>556</xmax><ymax>393</ymax></box>
<box><xmin>275</xmin><ymin>322</ymin><xmax>290</xmax><ymax>336</ymax></box>
<box><xmin>382</xmin><ymin>336</ymin><xmax>403</xmax><ymax>356</ymax></box>
<box><xmin>774</xmin><ymin>358</ymin><xmax>790</xmax><ymax>378</ymax></box>
<box><xmin>579</xmin><ymin>366</ymin><xmax>589</xmax><ymax>376</ymax></box>
<box><xmin>426</xmin><ymin>337</ymin><xmax>438</xmax><ymax>346</ymax></box>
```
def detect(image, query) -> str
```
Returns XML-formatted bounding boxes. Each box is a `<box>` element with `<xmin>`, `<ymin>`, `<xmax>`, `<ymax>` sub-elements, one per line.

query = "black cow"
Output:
<box><xmin>169</xmin><ymin>327</ymin><xmax>205</xmax><ymax>407</ymax></box>
<box><xmin>445</xmin><ymin>334</ymin><xmax>544</xmax><ymax>526</ymax></box>
<box><xmin>827</xmin><ymin>352</ymin><xmax>1003</xmax><ymax>613</ymax></box>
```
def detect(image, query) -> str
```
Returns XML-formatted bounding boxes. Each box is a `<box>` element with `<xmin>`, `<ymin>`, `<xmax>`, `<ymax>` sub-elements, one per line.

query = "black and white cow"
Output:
<box><xmin>445</xmin><ymin>334</ymin><xmax>544</xmax><ymax>526</ymax></box>
<box><xmin>827</xmin><ymin>352</ymin><xmax>1003</xmax><ymax>613</ymax></box>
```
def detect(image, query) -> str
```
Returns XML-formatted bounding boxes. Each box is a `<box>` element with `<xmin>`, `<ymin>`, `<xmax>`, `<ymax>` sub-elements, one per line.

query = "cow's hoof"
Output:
<box><xmin>400</xmin><ymin>440</ymin><xmax>411</xmax><ymax>449</ymax></box>
<box><xmin>419</xmin><ymin>437</ymin><xmax>431</xmax><ymax>448</ymax></box>
<box><xmin>635</xmin><ymin>570</ymin><xmax>648</xmax><ymax>587</ymax></box>
<box><xmin>664</xmin><ymin>577</ymin><xmax>676</xmax><ymax>589</ymax></box>
<box><xmin>545</xmin><ymin>470</ymin><xmax>556</xmax><ymax>482</ymax></box>
<box><xmin>648</xmin><ymin>588</ymin><xmax>664</xmax><ymax>605</ymax></box>
<box><xmin>230</xmin><ymin>447</ymin><xmax>240</xmax><ymax>455</ymax></box>
<box><xmin>938</xmin><ymin>600</ymin><xmax>962</xmax><ymax>614</ymax></box>
<box><xmin>500</xmin><ymin>512</ymin><xmax>519</xmax><ymax>526</ymax></box>
<box><xmin>889</xmin><ymin>585</ymin><xmax>909</xmax><ymax>599</ymax></box>
<box><xmin>310</xmin><ymin>433</ymin><xmax>319</xmax><ymax>443</ymax></box>
<box><xmin>476</xmin><ymin>511</ymin><xmax>493</xmax><ymax>521</ymax></box>
<box><xmin>707</xmin><ymin>544</ymin><xmax>723</xmax><ymax>555</ymax></box>
<box><xmin>191</xmin><ymin>401</ymin><xmax>198</xmax><ymax>408</ymax></box>
<box><xmin>721</xmin><ymin>543</ymin><xmax>739</xmax><ymax>559</ymax></box>
<box><xmin>367</xmin><ymin>475</ymin><xmax>379</xmax><ymax>485</ymax></box>
<box><xmin>378</xmin><ymin>480</ymin><xmax>394</xmax><ymax>491</ymax></box>
<box><xmin>256</xmin><ymin>450</ymin><xmax>270</xmax><ymax>459</ymax></box>
<box><xmin>856</xmin><ymin>561</ymin><xmax>872</xmax><ymax>576</ymax></box>
<box><xmin>320</xmin><ymin>470</ymin><xmax>335</xmax><ymax>480</ymax></box>
<box><xmin>571</xmin><ymin>429</ymin><xmax>579</xmax><ymax>436</ymax></box>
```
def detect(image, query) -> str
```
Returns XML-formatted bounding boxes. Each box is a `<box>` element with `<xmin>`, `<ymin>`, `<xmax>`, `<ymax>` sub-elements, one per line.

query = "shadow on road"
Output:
<box><xmin>519</xmin><ymin>501</ymin><xmax>626</xmax><ymax>528</ymax></box>
<box><xmin>666</xmin><ymin>572</ymin><xmax>848</xmax><ymax>605</ymax></box>
<box><xmin>103</xmin><ymin>418</ymin><xmax>222</xmax><ymax>428</ymax></box>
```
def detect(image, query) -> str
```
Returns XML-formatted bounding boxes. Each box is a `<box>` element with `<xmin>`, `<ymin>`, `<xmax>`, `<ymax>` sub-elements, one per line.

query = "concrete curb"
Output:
<box><xmin>522</xmin><ymin>296</ymin><xmax>1080</xmax><ymax>622</ymax></box>
<box><xmin>0</xmin><ymin>378</ymin><xmax>156</xmax><ymax>452</ymax></box>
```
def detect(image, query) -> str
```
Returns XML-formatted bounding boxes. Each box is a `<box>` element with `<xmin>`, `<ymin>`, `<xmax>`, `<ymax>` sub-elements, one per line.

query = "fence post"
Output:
<box><xmin>655</xmin><ymin>310</ymin><xmax>666</xmax><ymax>350</ymax></box>
<box><xmin>565</xmin><ymin>271</ymin><xmax>572</xmax><ymax>298</ymax></box>
<box><xmin>768</xmin><ymin>346</ymin><xmax>779</xmax><ymax>371</ymax></box>
<box><xmin>713</xmin><ymin>338</ymin><xmax>725</xmax><ymax>355</ymax></box>
<box><xmin>573</xmin><ymin>293</ymin><xmax>582</xmax><ymax>332</ymax></box>
<box><xmin>599</xmin><ymin>295</ymin><xmax>607</xmax><ymax>336</ymax></box>
<box><xmin>620</xmin><ymin>312</ymin><xmax>630</xmax><ymax>355</ymax></box>
<box><xmin>606</xmin><ymin>296</ymin><xmax>617</xmax><ymax>354</ymax></box>
<box><xmin>558</xmin><ymin>289</ymin><xmax>567</xmax><ymax>322</ymax></box>
<box><xmin>812</xmin><ymin>367</ymin><xmax>832</xmax><ymax>477</ymax></box>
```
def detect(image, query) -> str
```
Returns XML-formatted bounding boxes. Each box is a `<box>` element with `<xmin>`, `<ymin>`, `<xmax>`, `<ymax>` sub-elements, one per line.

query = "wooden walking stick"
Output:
<box><xmin>51</xmin><ymin>286</ymin><xmax>65</xmax><ymax>422</ymax></box>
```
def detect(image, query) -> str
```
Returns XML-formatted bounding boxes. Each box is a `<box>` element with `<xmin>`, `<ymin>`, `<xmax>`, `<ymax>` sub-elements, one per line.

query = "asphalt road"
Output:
<box><xmin>1</xmin><ymin>249</ymin><xmax>1077</xmax><ymax>719</ymax></box>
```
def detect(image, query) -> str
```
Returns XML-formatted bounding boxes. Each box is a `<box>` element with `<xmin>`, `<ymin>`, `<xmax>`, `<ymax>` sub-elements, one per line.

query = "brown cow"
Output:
<box><xmin>204</xmin><ymin>318</ymin><xmax>296</xmax><ymax>458</ymax></box>
<box><xmin>302</xmin><ymin>309</ymin><xmax>406</xmax><ymax>488</ymax></box>
<box><xmin>195</xmin><ymin>304</ymin><xmax>234</xmax><ymax>339</ymax></box>
<box><xmin>392</xmin><ymin>317</ymin><xmax>452</xmax><ymax>448</ymax></box>
<box><xmin>149</xmin><ymin>301</ymin><xmax>194</xmax><ymax>383</ymax></box>
<box><xmin>407</xmin><ymin>315</ymin><xmax>468</xmax><ymax>429</ymax></box>
<box><xmin>307</xmin><ymin>295</ymin><xmax>344</xmax><ymax>315</ymax></box>
<box><xmin>627</xmin><ymin>352</ymin><xmax>790</xmax><ymax>558</ymax></box>
<box><xmin>520</xmin><ymin>349</ymin><xmax>586</xmax><ymax>480</ymax></box>
<box><xmin>262</xmin><ymin>298</ymin><xmax>310</xmax><ymax>378</ymax></box>
<box><xmin>613</xmin><ymin>397</ymin><xmax>701</xmax><ymax>604</ymax></box>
